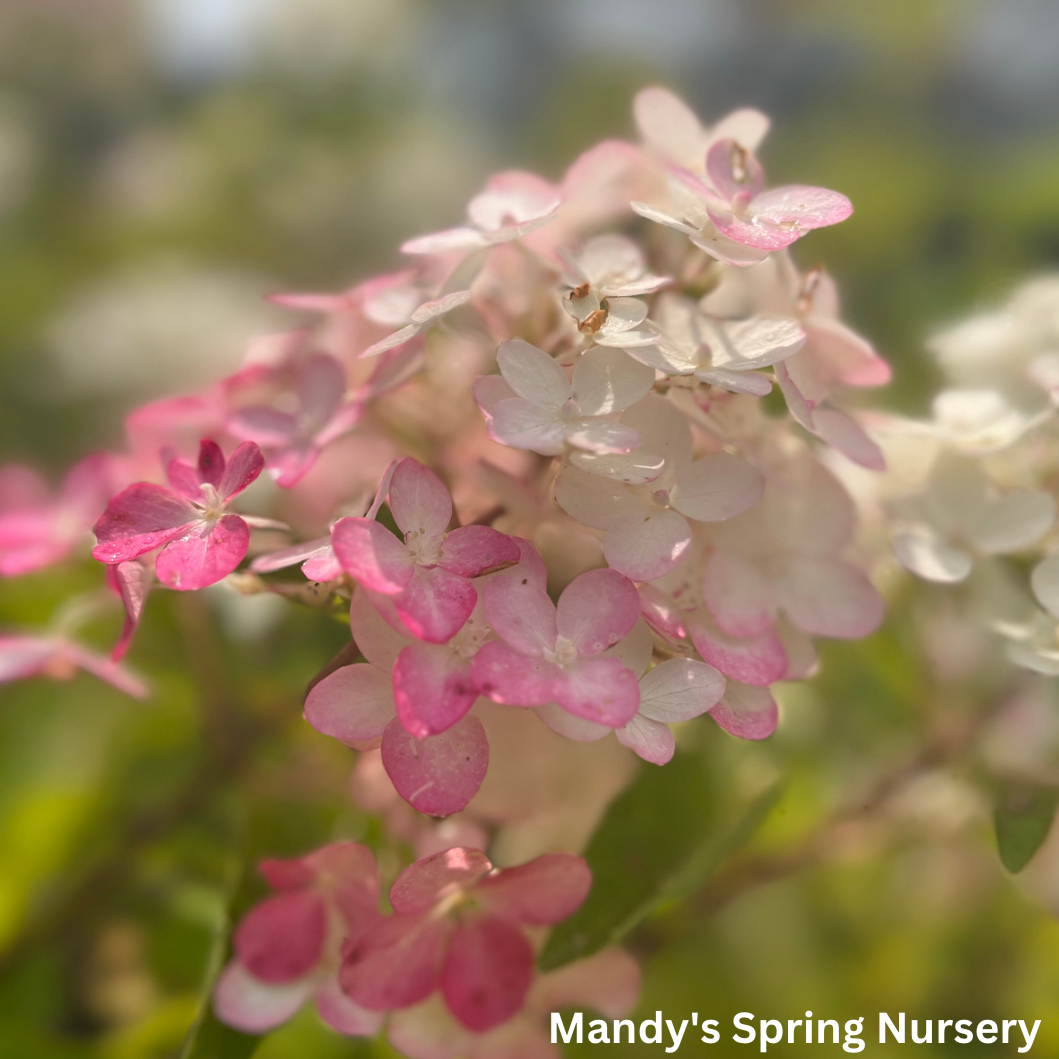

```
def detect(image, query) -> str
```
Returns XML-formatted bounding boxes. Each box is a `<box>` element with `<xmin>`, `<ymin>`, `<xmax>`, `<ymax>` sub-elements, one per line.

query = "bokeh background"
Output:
<box><xmin>1</xmin><ymin>1</ymin><xmax>1058</xmax><ymax>1057</ymax></box>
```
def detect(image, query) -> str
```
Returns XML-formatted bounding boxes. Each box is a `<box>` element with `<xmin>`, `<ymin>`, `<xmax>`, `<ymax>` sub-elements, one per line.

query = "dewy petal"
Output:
<box><xmin>709</xmin><ymin>682</ymin><xmax>778</xmax><ymax>740</ymax></box>
<box><xmin>555</xmin><ymin>568</ymin><xmax>639</xmax><ymax>656</ymax></box>
<box><xmin>497</xmin><ymin>339</ymin><xmax>570</xmax><ymax>407</ymax></box>
<box><xmin>92</xmin><ymin>483</ymin><xmax>199</xmax><ymax>564</ymax></box>
<box><xmin>892</xmin><ymin>528</ymin><xmax>973</xmax><ymax>583</ymax></box>
<box><xmin>702</xmin><ymin>550</ymin><xmax>776</xmax><ymax>637</ymax></box>
<box><xmin>689</xmin><ymin>614</ymin><xmax>788</xmax><ymax>686</ymax></box>
<box><xmin>393</xmin><ymin>643</ymin><xmax>478</xmax><ymax>738</ymax></box>
<box><xmin>571</xmin><ymin>348</ymin><xmax>655</xmax><ymax>416</ymax></box>
<box><xmin>332</xmin><ymin>517</ymin><xmax>414</xmax><ymax>594</ymax></box>
<box><xmin>481</xmin><ymin>572</ymin><xmax>557</xmax><ymax>656</ymax></box>
<box><xmin>470</xmin><ymin>641</ymin><xmax>558</xmax><ymax>707</ymax></box>
<box><xmin>304</xmin><ymin>663</ymin><xmax>395</xmax><ymax>750</ymax></box>
<box><xmin>441</xmin><ymin>915</ymin><xmax>534</xmax><ymax>1032</ymax></box>
<box><xmin>390</xmin><ymin>847</ymin><xmax>492</xmax><ymax>915</ymax></box>
<box><xmin>439</xmin><ymin>525</ymin><xmax>519</xmax><ymax>578</ymax></box>
<box><xmin>670</xmin><ymin>453</ymin><xmax>763</xmax><ymax>523</ymax></box>
<box><xmin>488</xmin><ymin>398</ymin><xmax>567</xmax><ymax>456</ymax></box>
<box><xmin>340</xmin><ymin>912</ymin><xmax>449</xmax><ymax>1011</ymax></box>
<box><xmin>393</xmin><ymin>565</ymin><xmax>478</xmax><ymax>644</ymax></box>
<box><xmin>603</xmin><ymin>509</ymin><xmax>692</xmax><ymax>582</ymax></box>
<box><xmin>381</xmin><ymin>714</ymin><xmax>489</xmax><ymax>817</ymax></box>
<box><xmin>750</xmin><ymin>184</ymin><xmax>854</xmax><ymax>232</ymax></box>
<box><xmin>776</xmin><ymin>557</ymin><xmax>884</xmax><ymax>639</ymax></box>
<box><xmin>1031</xmin><ymin>556</ymin><xmax>1059</xmax><ymax>620</ymax></box>
<box><xmin>616</xmin><ymin>715</ymin><xmax>677</xmax><ymax>765</ymax></box>
<box><xmin>565</xmin><ymin>449</ymin><xmax>666</xmax><ymax>486</ymax></box>
<box><xmin>967</xmin><ymin>491</ymin><xmax>1055</xmax><ymax>555</ymax></box>
<box><xmin>154</xmin><ymin>513</ymin><xmax>250</xmax><ymax>591</ymax></box>
<box><xmin>218</xmin><ymin>441</ymin><xmax>266</xmax><ymax>500</ymax></box>
<box><xmin>234</xmin><ymin>890</ymin><xmax>327</xmax><ymax>983</ymax></box>
<box><xmin>475</xmin><ymin>853</ymin><xmax>591</xmax><ymax>925</ymax></box>
<box><xmin>314</xmin><ymin>977</ymin><xmax>385</xmax><ymax>1037</ymax></box>
<box><xmin>213</xmin><ymin>961</ymin><xmax>312</xmax><ymax>1033</ymax></box>
<box><xmin>565</xmin><ymin>420</ymin><xmax>641</xmax><ymax>455</ymax></box>
<box><xmin>638</xmin><ymin>658</ymin><xmax>725</xmax><ymax>722</ymax></box>
<box><xmin>552</xmin><ymin>656</ymin><xmax>640</xmax><ymax>726</ymax></box>
<box><xmin>388</xmin><ymin>459</ymin><xmax>454</xmax><ymax>539</ymax></box>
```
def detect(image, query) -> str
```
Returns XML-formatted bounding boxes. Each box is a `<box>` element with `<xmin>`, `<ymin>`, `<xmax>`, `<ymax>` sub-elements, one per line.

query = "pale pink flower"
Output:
<box><xmin>388</xmin><ymin>947</ymin><xmax>640</xmax><ymax>1059</ymax></box>
<box><xmin>471</xmin><ymin>564</ymin><xmax>642</xmax><ymax>727</ymax></box>
<box><xmin>554</xmin><ymin>396</ymin><xmax>764</xmax><ymax>581</ymax></box>
<box><xmin>559</xmin><ymin>233</ymin><xmax>669</xmax><ymax>301</ymax></box>
<box><xmin>474</xmin><ymin>340</ymin><xmax>654</xmax><ymax>457</ymax></box>
<box><xmin>339</xmin><ymin>847</ymin><xmax>591</xmax><ymax>1032</ymax></box>
<box><xmin>227</xmin><ymin>354</ymin><xmax>365</xmax><ymax>487</ymax></box>
<box><xmin>303</xmin><ymin>589</ymin><xmax>490</xmax><ymax>817</ymax></box>
<box><xmin>0</xmin><ymin>632</ymin><xmax>148</xmax><ymax>699</ymax></box>
<box><xmin>402</xmin><ymin>171</ymin><xmax>561</xmax><ymax>257</ymax></box>
<box><xmin>0</xmin><ymin>454</ymin><xmax>114</xmax><ymax>576</ymax></box>
<box><xmin>213</xmin><ymin>842</ymin><xmax>383</xmax><ymax>1037</ymax></box>
<box><xmin>631</xmin><ymin>292</ymin><xmax>805</xmax><ymax>397</ymax></box>
<box><xmin>331</xmin><ymin>458</ymin><xmax>519</xmax><ymax>644</ymax></box>
<box><xmin>359</xmin><ymin>290</ymin><xmax>474</xmax><ymax>359</ymax></box>
<box><xmin>92</xmin><ymin>439</ymin><xmax>267</xmax><ymax>591</ymax></box>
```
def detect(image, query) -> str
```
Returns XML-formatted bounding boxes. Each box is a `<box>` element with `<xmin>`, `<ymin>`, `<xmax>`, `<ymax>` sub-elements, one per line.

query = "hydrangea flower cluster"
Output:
<box><xmin>878</xmin><ymin>276</ymin><xmax>1059</xmax><ymax>676</ymax></box>
<box><xmin>0</xmin><ymin>88</ymin><xmax>892</xmax><ymax>1053</ymax></box>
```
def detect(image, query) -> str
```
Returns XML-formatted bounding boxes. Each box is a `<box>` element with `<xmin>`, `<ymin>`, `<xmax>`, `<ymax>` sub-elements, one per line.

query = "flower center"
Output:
<box><xmin>405</xmin><ymin>528</ymin><xmax>444</xmax><ymax>566</ymax></box>
<box><xmin>544</xmin><ymin>636</ymin><xmax>579</xmax><ymax>667</ymax></box>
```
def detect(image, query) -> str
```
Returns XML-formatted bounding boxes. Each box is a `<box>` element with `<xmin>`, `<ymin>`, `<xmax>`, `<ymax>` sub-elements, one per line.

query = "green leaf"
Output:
<box><xmin>994</xmin><ymin>783</ymin><xmax>1059</xmax><ymax>874</ymax></box>
<box><xmin>539</xmin><ymin>751</ymin><xmax>780</xmax><ymax>970</ymax></box>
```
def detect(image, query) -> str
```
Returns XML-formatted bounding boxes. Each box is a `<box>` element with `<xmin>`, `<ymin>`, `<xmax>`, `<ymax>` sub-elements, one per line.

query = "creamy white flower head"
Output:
<box><xmin>628</xmin><ymin>292</ymin><xmax>804</xmax><ymax>396</ymax></box>
<box><xmin>474</xmin><ymin>339</ymin><xmax>654</xmax><ymax>457</ymax></box>
<box><xmin>891</xmin><ymin>454</ymin><xmax>1055</xmax><ymax>583</ymax></box>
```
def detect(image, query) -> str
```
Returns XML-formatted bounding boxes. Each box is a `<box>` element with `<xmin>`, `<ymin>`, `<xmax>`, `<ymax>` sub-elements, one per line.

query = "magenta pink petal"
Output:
<box><xmin>106</xmin><ymin>561</ymin><xmax>150</xmax><ymax>661</ymax></box>
<box><xmin>439</xmin><ymin>526</ymin><xmax>520</xmax><ymax>578</ymax></box>
<box><xmin>709</xmin><ymin>682</ymin><xmax>778</xmax><ymax>740</ymax></box>
<box><xmin>302</xmin><ymin>546</ymin><xmax>342</xmax><ymax>582</ymax></box>
<box><xmin>552</xmin><ymin>656</ymin><xmax>640</xmax><ymax>726</ymax></box>
<box><xmin>165</xmin><ymin>457</ymin><xmax>206</xmax><ymax>500</ymax></box>
<box><xmin>234</xmin><ymin>890</ymin><xmax>327</xmax><ymax>983</ymax></box>
<box><xmin>689</xmin><ymin>614</ymin><xmax>788</xmax><ymax>686</ymax></box>
<box><xmin>381</xmin><ymin>714</ymin><xmax>489</xmax><ymax>817</ymax></box>
<box><xmin>92</xmin><ymin>483</ymin><xmax>199</xmax><ymax>564</ymax></box>
<box><xmin>154</xmin><ymin>513</ymin><xmax>249</xmax><ymax>591</ymax></box>
<box><xmin>555</xmin><ymin>568</ymin><xmax>639</xmax><ymax>657</ymax></box>
<box><xmin>332</xmin><ymin>517</ymin><xmax>414</xmax><ymax>594</ymax></box>
<box><xmin>340</xmin><ymin>912</ymin><xmax>449</xmax><ymax>1011</ymax></box>
<box><xmin>390</xmin><ymin>847</ymin><xmax>493</xmax><ymax>914</ymax></box>
<box><xmin>304</xmin><ymin>842</ymin><xmax>380</xmax><ymax>939</ymax></box>
<box><xmin>393</xmin><ymin>642</ymin><xmax>479</xmax><ymax>738</ymax></box>
<box><xmin>388</xmin><ymin>459</ymin><xmax>453</xmax><ymax>539</ymax></box>
<box><xmin>705</xmin><ymin>138</ymin><xmax>764</xmax><ymax>201</ymax></box>
<box><xmin>475</xmin><ymin>853</ymin><xmax>591</xmax><ymax>925</ymax></box>
<box><xmin>393</xmin><ymin>565</ymin><xmax>478</xmax><ymax>644</ymax></box>
<box><xmin>218</xmin><ymin>441</ymin><xmax>265</xmax><ymax>499</ymax></box>
<box><xmin>469</xmin><ymin>641</ymin><xmax>558</xmax><ymax>707</ymax></box>
<box><xmin>258</xmin><ymin>856</ymin><xmax>316</xmax><ymax>892</ymax></box>
<box><xmin>304</xmin><ymin>663</ymin><xmax>395</xmax><ymax>750</ymax></box>
<box><xmin>481</xmin><ymin>573</ymin><xmax>557</xmax><ymax>656</ymax></box>
<box><xmin>441</xmin><ymin>914</ymin><xmax>534</xmax><ymax>1032</ymax></box>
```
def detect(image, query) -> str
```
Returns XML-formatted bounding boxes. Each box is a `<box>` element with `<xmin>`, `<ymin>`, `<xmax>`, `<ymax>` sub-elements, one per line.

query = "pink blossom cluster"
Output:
<box><xmin>213</xmin><ymin>841</ymin><xmax>631</xmax><ymax>1056</ymax></box>
<box><xmin>0</xmin><ymin>88</ymin><xmax>893</xmax><ymax>1053</ymax></box>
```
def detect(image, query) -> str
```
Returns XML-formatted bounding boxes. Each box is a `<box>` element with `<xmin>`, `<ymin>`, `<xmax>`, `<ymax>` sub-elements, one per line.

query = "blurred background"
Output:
<box><xmin>1</xmin><ymin>1</ymin><xmax>1058</xmax><ymax>1057</ymax></box>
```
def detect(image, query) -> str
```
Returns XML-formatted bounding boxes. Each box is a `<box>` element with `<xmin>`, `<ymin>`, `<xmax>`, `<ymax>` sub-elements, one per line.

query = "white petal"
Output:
<box><xmin>564</xmin><ymin>420</ymin><xmax>641</xmax><ymax>455</ymax></box>
<box><xmin>695</xmin><ymin>367</ymin><xmax>773</xmax><ymax>396</ymax></box>
<box><xmin>719</xmin><ymin>316</ymin><xmax>805</xmax><ymax>369</ymax></box>
<box><xmin>616</xmin><ymin>715</ymin><xmax>675</xmax><ymax>764</ymax></box>
<box><xmin>811</xmin><ymin>408</ymin><xmax>886</xmax><ymax>471</ymax></box>
<box><xmin>1031</xmin><ymin>555</ymin><xmax>1059</xmax><ymax>619</ymax></box>
<box><xmin>702</xmin><ymin>550</ymin><xmax>776</xmax><ymax>637</ymax></box>
<box><xmin>967</xmin><ymin>491</ymin><xmax>1055</xmax><ymax>554</ymax></box>
<box><xmin>213</xmin><ymin>963</ymin><xmax>311</xmax><ymax>1034</ymax></box>
<box><xmin>536</xmin><ymin>701</ymin><xmax>613</xmax><ymax>742</ymax></box>
<box><xmin>554</xmin><ymin>464</ymin><xmax>641</xmax><ymax>528</ymax></box>
<box><xmin>497</xmin><ymin>338</ymin><xmax>570</xmax><ymax>406</ymax></box>
<box><xmin>638</xmin><ymin>658</ymin><xmax>725</xmax><ymax>722</ymax></box>
<box><xmin>401</xmin><ymin>227</ymin><xmax>486</xmax><ymax>254</ymax></box>
<box><xmin>775</xmin><ymin>557</ymin><xmax>884</xmax><ymax>639</ymax></box>
<box><xmin>566</xmin><ymin>449</ymin><xmax>665</xmax><ymax>484</ymax></box>
<box><xmin>603</xmin><ymin>509</ymin><xmax>692</xmax><ymax>582</ymax></box>
<box><xmin>633</xmin><ymin>87</ymin><xmax>704</xmax><ymax>165</ymax></box>
<box><xmin>671</xmin><ymin>453</ymin><xmax>764</xmax><ymax>523</ymax></box>
<box><xmin>630</xmin><ymin>201</ymin><xmax>699</xmax><ymax>236</ymax></box>
<box><xmin>893</xmin><ymin>528</ymin><xmax>973</xmax><ymax>583</ymax></box>
<box><xmin>489</xmin><ymin>398</ymin><xmax>566</xmax><ymax>455</ymax></box>
<box><xmin>572</xmin><ymin>348</ymin><xmax>655</xmax><ymax>416</ymax></box>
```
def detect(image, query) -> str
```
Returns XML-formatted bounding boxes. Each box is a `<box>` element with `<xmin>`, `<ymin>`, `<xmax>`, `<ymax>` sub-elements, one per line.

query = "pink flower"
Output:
<box><xmin>471</xmin><ymin>564</ymin><xmax>642</xmax><ymax>727</ymax></box>
<box><xmin>227</xmin><ymin>354</ymin><xmax>365</xmax><ymax>487</ymax></box>
<box><xmin>0</xmin><ymin>454</ymin><xmax>114</xmax><ymax>576</ymax></box>
<box><xmin>331</xmin><ymin>458</ymin><xmax>519</xmax><ymax>644</ymax></box>
<box><xmin>339</xmin><ymin>847</ymin><xmax>591</xmax><ymax>1032</ymax></box>
<box><xmin>214</xmin><ymin>842</ymin><xmax>383</xmax><ymax>1037</ymax></box>
<box><xmin>92</xmin><ymin>439</ymin><xmax>266</xmax><ymax>591</ymax></box>
<box><xmin>304</xmin><ymin>589</ymin><xmax>490</xmax><ymax>817</ymax></box>
<box><xmin>402</xmin><ymin>171</ymin><xmax>561</xmax><ymax>257</ymax></box>
<box><xmin>0</xmin><ymin>633</ymin><xmax>148</xmax><ymax>699</ymax></box>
